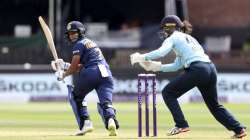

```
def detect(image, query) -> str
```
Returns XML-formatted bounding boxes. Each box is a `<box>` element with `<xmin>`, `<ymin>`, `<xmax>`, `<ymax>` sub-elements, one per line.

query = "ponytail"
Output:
<box><xmin>182</xmin><ymin>20</ymin><xmax>193</xmax><ymax>34</ymax></box>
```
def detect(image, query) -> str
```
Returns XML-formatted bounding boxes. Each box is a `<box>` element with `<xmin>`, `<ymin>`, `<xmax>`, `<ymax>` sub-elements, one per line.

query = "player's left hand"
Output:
<box><xmin>55</xmin><ymin>70</ymin><xmax>65</xmax><ymax>81</ymax></box>
<box><xmin>139</xmin><ymin>61</ymin><xmax>162</xmax><ymax>72</ymax></box>
<box><xmin>130</xmin><ymin>52</ymin><xmax>146</xmax><ymax>65</ymax></box>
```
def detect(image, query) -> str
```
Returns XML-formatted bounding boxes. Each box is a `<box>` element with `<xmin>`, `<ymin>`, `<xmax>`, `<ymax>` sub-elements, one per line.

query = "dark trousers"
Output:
<box><xmin>73</xmin><ymin>65</ymin><xmax>115</xmax><ymax>119</ymax></box>
<box><xmin>162</xmin><ymin>61</ymin><xmax>245</xmax><ymax>133</ymax></box>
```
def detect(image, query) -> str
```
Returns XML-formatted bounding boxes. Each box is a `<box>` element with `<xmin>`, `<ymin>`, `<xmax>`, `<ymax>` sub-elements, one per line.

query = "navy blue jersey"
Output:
<box><xmin>72</xmin><ymin>38</ymin><xmax>108</xmax><ymax>67</ymax></box>
<box><xmin>72</xmin><ymin>37</ymin><xmax>112</xmax><ymax>77</ymax></box>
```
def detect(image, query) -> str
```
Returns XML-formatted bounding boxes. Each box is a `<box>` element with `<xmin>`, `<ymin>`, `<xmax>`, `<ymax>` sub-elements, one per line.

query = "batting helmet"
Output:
<box><xmin>65</xmin><ymin>21</ymin><xmax>86</xmax><ymax>37</ymax></box>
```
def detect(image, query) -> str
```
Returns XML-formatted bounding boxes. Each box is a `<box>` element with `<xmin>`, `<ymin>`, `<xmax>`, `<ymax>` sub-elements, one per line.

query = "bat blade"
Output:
<box><xmin>38</xmin><ymin>16</ymin><xmax>58</xmax><ymax>60</ymax></box>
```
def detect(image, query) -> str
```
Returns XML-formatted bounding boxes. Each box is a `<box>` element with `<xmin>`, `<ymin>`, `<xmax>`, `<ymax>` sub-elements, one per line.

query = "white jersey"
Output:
<box><xmin>145</xmin><ymin>31</ymin><xmax>211</xmax><ymax>72</ymax></box>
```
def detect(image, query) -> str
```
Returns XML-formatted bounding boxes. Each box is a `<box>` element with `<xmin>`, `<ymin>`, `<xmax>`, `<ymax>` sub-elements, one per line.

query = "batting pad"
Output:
<box><xmin>67</xmin><ymin>85</ymin><xmax>82</xmax><ymax>130</ymax></box>
<box><xmin>97</xmin><ymin>103</ymin><xmax>106</xmax><ymax>124</ymax></box>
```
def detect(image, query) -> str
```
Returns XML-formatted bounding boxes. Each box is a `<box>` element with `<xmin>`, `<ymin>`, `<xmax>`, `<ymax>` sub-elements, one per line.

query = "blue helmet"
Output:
<box><xmin>160</xmin><ymin>15</ymin><xmax>183</xmax><ymax>30</ymax></box>
<box><xmin>65</xmin><ymin>21</ymin><xmax>86</xmax><ymax>37</ymax></box>
<box><xmin>159</xmin><ymin>15</ymin><xmax>184</xmax><ymax>39</ymax></box>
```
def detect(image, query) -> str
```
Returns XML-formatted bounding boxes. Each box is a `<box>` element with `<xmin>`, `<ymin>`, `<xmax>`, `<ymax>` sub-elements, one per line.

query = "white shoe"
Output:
<box><xmin>75</xmin><ymin>120</ymin><xmax>94</xmax><ymax>136</ymax></box>
<box><xmin>75</xmin><ymin>130</ymin><xmax>84</xmax><ymax>136</ymax></box>
<box><xmin>167</xmin><ymin>127</ymin><xmax>190</xmax><ymax>136</ymax></box>
<box><xmin>108</xmin><ymin>118</ymin><xmax>117</xmax><ymax>136</ymax></box>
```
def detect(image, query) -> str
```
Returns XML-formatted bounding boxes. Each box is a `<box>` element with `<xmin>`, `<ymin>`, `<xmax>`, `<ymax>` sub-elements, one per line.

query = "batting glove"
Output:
<box><xmin>51</xmin><ymin>59</ymin><xmax>71</xmax><ymax>71</ymax></box>
<box><xmin>130</xmin><ymin>52</ymin><xmax>146</xmax><ymax>65</ymax></box>
<box><xmin>55</xmin><ymin>70</ymin><xmax>65</xmax><ymax>81</ymax></box>
<box><xmin>139</xmin><ymin>60</ymin><xmax>162</xmax><ymax>72</ymax></box>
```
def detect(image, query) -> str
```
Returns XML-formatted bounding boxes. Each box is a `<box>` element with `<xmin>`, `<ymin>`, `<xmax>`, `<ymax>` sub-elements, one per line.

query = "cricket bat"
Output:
<box><xmin>38</xmin><ymin>16</ymin><xmax>58</xmax><ymax>60</ymax></box>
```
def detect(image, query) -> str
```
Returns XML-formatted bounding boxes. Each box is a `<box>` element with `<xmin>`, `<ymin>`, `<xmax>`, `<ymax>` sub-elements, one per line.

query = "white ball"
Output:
<box><xmin>24</xmin><ymin>63</ymin><xmax>31</xmax><ymax>69</ymax></box>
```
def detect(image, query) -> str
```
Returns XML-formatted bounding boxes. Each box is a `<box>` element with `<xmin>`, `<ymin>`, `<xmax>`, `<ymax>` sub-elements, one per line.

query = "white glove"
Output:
<box><xmin>55</xmin><ymin>70</ymin><xmax>65</xmax><ymax>81</ymax></box>
<box><xmin>130</xmin><ymin>52</ymin><xmax>146</xmax><ymax>65</ymax></box>
<box><xmin>51</xmin><ymin>61</ymin><xmax>58</xmax><ymax>71</ymax></box>
<box><xmin>139</xmin><ymin>61</ymin><xmax>162</xmax><ymax>72</ymax></box>
<box><xmin>51</xmin><ymin>59</ymin><xmax>71</xmax><ymax>71</ymax></box>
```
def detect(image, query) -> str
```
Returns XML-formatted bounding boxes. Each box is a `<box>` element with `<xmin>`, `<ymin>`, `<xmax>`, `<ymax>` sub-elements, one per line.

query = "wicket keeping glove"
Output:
<box><xmin>130</xmin><ymin>52</ymin><xmax>146</xmax><ymax>65</ymax></box>
<box><xmin>51</xmin><ymin>59</ymin><xmax>70</xmax><ymax>71</ymax></box>
<box><xmin>55</xmin><ymin>70</ymin><xmax>65</xmax><ymax>81</ymax></box>
<box><xmin>139</xmin><ymin>60</ymin><xmax>162</xmax><ymax>72</ymax></box>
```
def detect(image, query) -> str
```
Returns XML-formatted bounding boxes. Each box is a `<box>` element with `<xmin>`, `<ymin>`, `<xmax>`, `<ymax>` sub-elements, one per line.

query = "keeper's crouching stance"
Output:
<box><xmin>130</xmin><ymin>15</ymin><xmax>246</xmax><ymax>139</ymax></box>
<box><xmin>51</xmin><ymin>21</ymin><xmax>119</xmax><ymax>136</ymax></box>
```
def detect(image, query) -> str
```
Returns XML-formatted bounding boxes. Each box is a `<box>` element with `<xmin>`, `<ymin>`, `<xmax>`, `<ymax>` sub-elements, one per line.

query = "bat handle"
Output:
<box><xmin>57</xmin><ymin>77</ymin><xmax>65</xmax><ymax>82</ymax></box>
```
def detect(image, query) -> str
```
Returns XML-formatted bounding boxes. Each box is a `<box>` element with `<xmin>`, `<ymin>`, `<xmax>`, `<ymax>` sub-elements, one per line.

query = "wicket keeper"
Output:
<box><xmin>130</xmin><ymin>15</ymin><xmax>247</xmax><ymax>139</ymax></box>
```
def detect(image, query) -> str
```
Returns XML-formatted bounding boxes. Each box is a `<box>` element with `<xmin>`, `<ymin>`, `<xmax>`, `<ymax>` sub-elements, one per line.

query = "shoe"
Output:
<box><xmin>231</xmin><ymin>129</ymin><xmax>247</xmax><ymax>139</ymax></box>
<box><xmin>82</xmin><ymin>120</ymin><xmax>94</xmax><ymax>135</ymax></box>
<box><xmin>75</xmin><ymin>120</ymin><xmax>94</xmax><ymax>136</ymax></box>
<box><xmin>108</xmin><ymin>118</ymin><xmax>118</xmax><ymax>136</ymax></box>
<box><xmin>167</xmin><ymin>127</ymin><xmax>190</xmax><ymax>136</ymax></box>
<box><xmin>75</xmin><ymin>130</ymin><xmax>84</xmax><ymax>136</ymax></box>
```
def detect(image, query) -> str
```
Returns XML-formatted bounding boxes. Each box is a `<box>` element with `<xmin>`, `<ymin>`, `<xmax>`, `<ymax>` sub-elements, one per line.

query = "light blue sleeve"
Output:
<box><xmin>160</xmin><ymin>57</ymin><xmax>183</xmax><ymax>72</ymax></box>
<box><xmin>144</xmin><ymin>38</ymin><xmax>173</xmax><ymax>60</ymax></box>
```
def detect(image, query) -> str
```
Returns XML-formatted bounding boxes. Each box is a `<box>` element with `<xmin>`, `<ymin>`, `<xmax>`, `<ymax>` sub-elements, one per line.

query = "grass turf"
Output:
<box><xmin>0</xmin><ymin>102</ymin><xmax>249</xmax><ymax>140</ymax></box>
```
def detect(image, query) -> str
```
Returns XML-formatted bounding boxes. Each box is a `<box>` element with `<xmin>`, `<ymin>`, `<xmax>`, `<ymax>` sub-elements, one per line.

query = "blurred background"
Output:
<box><xmin>0</xmin><ymin>0</ymin><xmax>250</xmax><ymax>103</ymax></box>
<box><xmin>0</xmin><ymin>1</ymin><xmax>249</xmax><ymax>139</ymax></box>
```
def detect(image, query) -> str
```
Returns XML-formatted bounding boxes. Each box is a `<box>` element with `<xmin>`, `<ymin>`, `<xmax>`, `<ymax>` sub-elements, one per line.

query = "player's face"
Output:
<box><xmin>158</xmin><ymin>26</ymin><xmax>175</xmax><ymax>40</ymax></box>
<box><xmin>68</xmin><ymin>31</ymin><xmax>79</xmax><ymax>42</ymax></box>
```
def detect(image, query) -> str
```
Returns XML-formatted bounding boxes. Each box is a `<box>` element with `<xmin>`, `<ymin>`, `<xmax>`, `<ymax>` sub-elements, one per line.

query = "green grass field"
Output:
<box><xmin>0</xmin><ymin>102</ymin><xmax>249</xmax><ymax>140</ymax></box>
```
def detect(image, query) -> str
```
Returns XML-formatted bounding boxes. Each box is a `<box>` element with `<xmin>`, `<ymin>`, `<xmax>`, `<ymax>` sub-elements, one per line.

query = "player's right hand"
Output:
<box><xmin>51</xmin><ymin>60</ymin><xmax>58</xmax><ymax>71</ymax></box>
<box><xmin>130</xmin><ymin>52</ymin><xmax>146</xmax><ymax>65</ymax></box>
<box><xmin>51</xmin><ymin>59</ymin><xmax>71</xmax><ymax>71</ymax></box>
<box><xmin>139</xmin><ymin>60</ymin><xmax>162</xmax><ymax>72</ymax></box>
